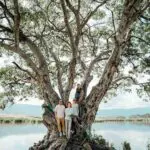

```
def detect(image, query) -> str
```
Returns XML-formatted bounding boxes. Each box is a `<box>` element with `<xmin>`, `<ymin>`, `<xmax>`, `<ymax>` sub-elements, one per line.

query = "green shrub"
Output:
<box><xmin>123</xmin><ymin>141</ymin><xmax>131</xmax><ymax>150</ymax></box>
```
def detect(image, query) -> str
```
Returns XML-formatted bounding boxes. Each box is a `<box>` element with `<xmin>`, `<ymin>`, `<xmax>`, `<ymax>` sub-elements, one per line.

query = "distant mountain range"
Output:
<box><xmin>0</xmin><ymin>104</ymin><xmax>150</xmax><ymax>117</ymax></box>
<box><xmin>0</xmin><ymin>104</ymin><xmax>43</xmax><ymax>117</ymax></box>
<box><xmin>97</xmin><ymin>107</ymin><xmax>150</xmax><ymax>117</ymax></box>
<box><xmin>130</xmin><ymin>114</ymin><xmax>150</xmax><ymax>118</ymax></box>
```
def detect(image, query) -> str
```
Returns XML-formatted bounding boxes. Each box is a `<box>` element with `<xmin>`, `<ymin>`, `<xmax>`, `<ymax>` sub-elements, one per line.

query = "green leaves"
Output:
<box><xmin>0</xmin><ymin>0</ymin><xmax>149</xmax><ymax>104</ymax></box>
<box><xmin>92</xmin><ymin>10</ymin><xmax>106</xmax><ymax>20</ymax></box>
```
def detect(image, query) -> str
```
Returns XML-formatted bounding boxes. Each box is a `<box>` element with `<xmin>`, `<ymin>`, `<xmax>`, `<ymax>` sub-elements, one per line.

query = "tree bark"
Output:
<box><xmin>0</xmin><ymin>0</ymin><xmax>149</xmax><ymax>149</ymax></box>
<box><xmin>29</xmin><ymin>1</ymin><xmax>149</xmax><ymax>150</ymax></box>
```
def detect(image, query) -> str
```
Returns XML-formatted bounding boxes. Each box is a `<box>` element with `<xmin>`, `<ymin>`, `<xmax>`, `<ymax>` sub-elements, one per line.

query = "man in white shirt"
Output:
<box><xmin>54</xmin><ymin>100</ymin><xmax>65</xmax><ymax>136</ymax></box>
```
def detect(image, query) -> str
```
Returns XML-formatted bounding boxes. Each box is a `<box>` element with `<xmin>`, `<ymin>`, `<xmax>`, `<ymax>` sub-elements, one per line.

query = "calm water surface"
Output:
<box><xmin>0</xmin><ymin>124</ymin><xmax>46</xmax><ymax>150</ymax></box>
<box><xmin>0</xmin><ymin>122</ymin><xmax>150</xmax><ymax>150</ymax></box>
<box><xmin>92</xmin><ymin>122</ymin><xmax>150</xmax><ymax>150</ymax></box>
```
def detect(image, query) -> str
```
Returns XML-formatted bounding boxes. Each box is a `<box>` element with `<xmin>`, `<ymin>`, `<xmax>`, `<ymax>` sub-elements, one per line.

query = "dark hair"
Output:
<box><xmin>67</xmin><ymin>102</ymin><xmax>72</xmax><ymax>107</ymax></box>
<box><xmin>59</xmin><ymin>100</ymin><xmax>63</xmax><ymax>103</ymax></box>
<box><xmin>73</xmin><ymin>99</ymin><xmax>78</xmax><ymax>103</ymax></box>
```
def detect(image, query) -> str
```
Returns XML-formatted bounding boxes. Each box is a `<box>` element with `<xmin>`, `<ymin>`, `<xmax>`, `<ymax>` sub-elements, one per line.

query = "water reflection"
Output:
<box><xmin>0</xmin><ymin>124</ymin><xmax>47</xmax><ymax>150</ymax></box>
<box><xmin>0</xmin><ymin>123</ymin><xmax>150</xmax><ymax>150</ymax></box>
<box><xmin>92</xmin><ymin>122</ymin><xmax>150</xmax><ymax>150</ymax></box>
<box><xmin>0</xmin><ymin>134</ymin><xmax>45</xmax><ymax>150</ymax></box>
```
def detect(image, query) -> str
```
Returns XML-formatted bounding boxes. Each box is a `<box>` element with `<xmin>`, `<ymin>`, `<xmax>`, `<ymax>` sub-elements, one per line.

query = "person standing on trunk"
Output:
<box><xmin>74</xmin><ymin>83</ymin><xmax>84</xmax><ymax>117</ymax></box>
<box><xmin>65</xmin><ymin>102</ymin><xmax>73</xmax><ymax>139</ymax></box>
<box><xmin>54</xmin><ymin>100</ymin><xmax>65</xmax><ymax>137</ymax></box>
<box><xmin>72</xmin><ymin>99</ymin><xmax>79</xmax><ymax>116</ymax></box>
<box><xmin>75</xmin><ymin>84</ymin><xmax>82</xmax><ymax>101</ymax></box>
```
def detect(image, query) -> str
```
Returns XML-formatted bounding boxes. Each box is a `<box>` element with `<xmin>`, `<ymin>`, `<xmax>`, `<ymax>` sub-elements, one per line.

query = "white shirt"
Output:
<box><xmin>54</xmin><ymin>104</ymin><xmax>65</xmax><ymax>118</ymax></box>
<box><xmin>65</xmin><ymin>108</ymin><xmax>73</xmax><ymax>120</ymax></box>
<box><xmin>72</xmin><ymin>103</ymin><xmax>79</xmax><ymax>116</ymax></box>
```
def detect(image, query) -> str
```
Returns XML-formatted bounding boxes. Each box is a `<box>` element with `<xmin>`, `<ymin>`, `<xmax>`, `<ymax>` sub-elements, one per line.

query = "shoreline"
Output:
<box><xmin>0</xmin><ymin>114</ymin><xmax>150</xmax><ymax>124</ymax></box>
<box><xmin>0</xmin><ymin>114</ymin><xmax>42</xmax><ymax>124</ymax></box>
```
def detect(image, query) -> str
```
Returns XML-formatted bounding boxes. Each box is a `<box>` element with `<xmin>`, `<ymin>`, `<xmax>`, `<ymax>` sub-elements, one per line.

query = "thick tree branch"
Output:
<box><xmin>84</xmin><ymin>0</ymin><xmax>149</xmax><ymax>126</ymax></box>
<box><xmin>13</xmin><ymin>0</ymin><xmax>20</xmax><ymax>51</ymax></box>
<box><xmin>0</xmin><ymin>2</ymin><xmax>61</xmax><ymax>119</ymax></box>
<box><xmin>77</xmin><ymin>55</ymin><xmax>87</xmax><ymax>71</ymax></box>
<box><xmin>61</xmin><ymin>0</ymin><xmax>78</xmax><ymax>100</ymax></box>
<box><xmin>24</xmin><ymin>37</ymin><xmax>47</xmax><ymax>69</ymax></box>
<box><xmin>0</xmin><ymin>42</ymin><xmax>39</xmax><ymax>73</ymax></box>
<box><xmin>12</xmin><ymin>61</ymin><xmax>35</xmax><ymax>80</ymax></box>
<box><xmin>65</xmin><ymin>0</ymin><xmax>77</xmax><ymax>14</ymax></box>
<box><xmin>0</xmin><ymin>24</ymin><xmax>47</xmax><ymax>70</ymax></box>
<box><xmin>80</xmin><ymin>50</ymin><xmax>111</xmax><ymax>99</ymax></box>
<box><xmin>42</xmin><ymin>39</ymin><xmax>64</xmax><ymax>99</ymax></box>
<box><xmin>60</xmin><ymin>0</ymin><xmax>76</xmax><ymax>54</ymax></box>
<box><xmin>0</xmin><ymin>1</ymin><xmax>14</xmax><ymax>20</ymax></box>
<box><xmin>83</xmin><ymin>50</ymin><xmax>111</xmax><ymax>84</ymax></box>
<box><xmin>106</xmin><ymin>7</ymin><xmax>116</xmax><ymax>34</ymax></box>
<box><xmin>65</xmin><ymin>0</ymin><xmax>81</xmax><ymax>45</ymax></box>
<box><xmin>110</xmin><ymin>76</ymin><xmax>137</xmax><ymax>89</ymax></box>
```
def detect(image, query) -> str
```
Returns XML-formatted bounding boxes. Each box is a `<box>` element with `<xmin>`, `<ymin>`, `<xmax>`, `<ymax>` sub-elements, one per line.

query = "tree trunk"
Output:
<box><xmin>28</xmin><ymin>75</ymin><xmax>93</xmax><ymax>150</ymax></box>
<box><xmin>29</xmin><ymin>0</ymin><xmax>148</xmax><ymax>149</ymax></box>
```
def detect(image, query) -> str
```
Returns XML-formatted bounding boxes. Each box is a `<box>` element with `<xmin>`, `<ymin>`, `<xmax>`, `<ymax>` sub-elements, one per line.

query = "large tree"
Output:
<box><xmin>0</xmin><ymin>0</ymin><xmax>149</xmax><ymax>149</ymax></box>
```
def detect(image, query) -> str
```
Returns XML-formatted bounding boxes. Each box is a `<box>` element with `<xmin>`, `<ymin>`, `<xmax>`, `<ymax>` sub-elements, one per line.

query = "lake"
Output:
<box><xmin>0</xmin><ymin>122</ymin><xmax>150</xmax><ymax>150</ymax></box>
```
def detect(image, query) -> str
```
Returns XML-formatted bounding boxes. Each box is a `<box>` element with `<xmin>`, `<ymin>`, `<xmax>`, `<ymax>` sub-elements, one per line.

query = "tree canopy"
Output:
<box><xmin>0</xmin><ymin>0</ymin><xmax>149</xmax><ymax>110</ymax></box>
